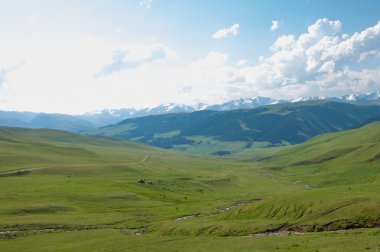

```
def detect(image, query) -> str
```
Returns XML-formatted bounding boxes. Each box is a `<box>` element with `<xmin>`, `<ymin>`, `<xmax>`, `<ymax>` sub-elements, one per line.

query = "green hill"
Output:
<box><xmin>0</xmin><ymin>124</ymin><xmax>379</xmax><ymax>251</ymax></box>
<box><xmin>87</xmin><ymin>101</ymin><xmax>380</xmax><ymax>155</ymax></box>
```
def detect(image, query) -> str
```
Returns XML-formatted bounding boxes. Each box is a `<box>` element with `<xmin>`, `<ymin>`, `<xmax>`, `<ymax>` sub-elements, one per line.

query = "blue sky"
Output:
<box><xmin>0</xmin><ymin>0</ymin><xmax>379</xmax><ymax>113</ymax></box>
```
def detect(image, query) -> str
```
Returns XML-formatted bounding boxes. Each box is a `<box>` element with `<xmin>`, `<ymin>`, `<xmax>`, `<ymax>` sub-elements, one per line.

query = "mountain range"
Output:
<box><xmin>87</xmin><ymin>101</ymin><xmax>380</xmax><ymax>155</ymax></box>
<box><xmin>0</xmin><ymin>90</ymin><xmax>379</xmax><ymax>132</ymax></box>
<box><xmin>82</xmin><ymin>91</ymin><xmax>380</xmax><ymax>126</ymax></box>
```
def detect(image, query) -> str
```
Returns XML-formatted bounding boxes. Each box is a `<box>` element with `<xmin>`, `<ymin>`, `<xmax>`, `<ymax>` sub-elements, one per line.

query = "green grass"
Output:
<box><xmin>172</xmin><ymin>135</ymin><xmax>250</xmax><ymax>155</ymax></box>
<box><xmin>153</xmin><ymin>130</ymin><xmax>181</xmax><ymax>139</ymax></box>
<box><xmin>169</xmin><ymin>135</ymin><xmax>274</xmax><ymax>156</ymax></box>
<box><xmin>0</xmin><ymin>123</ymin><xmax>379</xmax><ymax>251</ymax></box>
<box><xmin>1</xmin><ymin>228</ymin><xmax>380</xmax><ymax>252</ymax></box>
<box><xmin>85</xmin><ymin>123</ymin><xmax>136</xmax><ymax>137</ymax></box>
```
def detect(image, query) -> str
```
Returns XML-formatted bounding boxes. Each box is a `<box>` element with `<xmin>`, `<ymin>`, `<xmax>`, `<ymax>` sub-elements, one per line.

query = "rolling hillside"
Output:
<box><xmin>0</xmin><ymin>123</ymin><xmax>379</xmax><ymax>251</ymax></box>
<box><xmin>88</xmin><ymin>101</ymin><xmax>380</xmax><ymax>155</ymax></box>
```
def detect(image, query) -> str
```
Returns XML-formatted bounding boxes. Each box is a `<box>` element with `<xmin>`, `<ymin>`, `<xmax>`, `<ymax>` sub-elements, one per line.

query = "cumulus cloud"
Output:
<box><xmin>96</xmin><ymin>43</ymin><xmax>177</xmax><ymax>76</ymax></box>
<box><xmin>270</xmin><ymin>35</ymin><xmax>295</xmax><ymax>51</ymax></box>
<box><xmin>236</xmin><ymin>59</ymin><xmax>247</xmax><ymax>66</ymax></box>
<box><xmin>1</xmin><ymin>18</ymin><xmax>380</xmax><ymax>113</ymax></box>
<box><xmin>359</xmin><ymin>50</ymin><xmax>380</xmax><ymax>62</ymax></box>
<box><xmin>0</xmin><ymin>62</ymin><xmax>25</xmax><ymax>88</ymax></box>
<box><xmin>189</xmin><ymin>51</ymin><xmax>229</xmax><ymax>68</ymax></box>
<box><xmin>271</xmin><ymin>20</ymin><xmax>279</xmax><ymax>32</ymax></box>
<box><xmin>212</xmin><ymin>24</ymin><xmax>240</xmax><ymax>39</ymax></box>
<box><xmin>0</xmin><ymin>69</ymin><xmax>5</xmax><ymax>87</ymax></box>
<box><xmin>238</xmin><ymin>18</ymin><xmax>380</xmax><ymax>98</ymax></box>
<box><xmin>318</xmin><ymin>61</ymin><xmax>335</xmax><ymax>73</ymax></box>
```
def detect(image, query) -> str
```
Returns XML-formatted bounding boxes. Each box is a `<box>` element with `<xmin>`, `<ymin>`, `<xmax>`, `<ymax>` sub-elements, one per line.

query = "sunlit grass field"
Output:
<box><xmin>0</xmin><ymin>123</ymin><xmax>379</xmax><ymax>251</ymax></box>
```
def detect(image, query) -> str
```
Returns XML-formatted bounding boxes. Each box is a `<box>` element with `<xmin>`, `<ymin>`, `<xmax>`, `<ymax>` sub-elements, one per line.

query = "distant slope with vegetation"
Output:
<box><xmin>0</xmin><ymin>111</ymin><xmax>96</xmax><ymax>132</ymax></box>
<box><xmin>87</xmin><ymin>101</ymin><xmax>380</xmax><ymax>155</ymax></box>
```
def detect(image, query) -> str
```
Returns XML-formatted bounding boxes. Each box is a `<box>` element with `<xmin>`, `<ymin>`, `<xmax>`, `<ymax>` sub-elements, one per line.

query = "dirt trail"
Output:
<box><xmin>245</xmin><ymin>227</ymin><xmax>373</xmax><ymax>238</ymax></box>
<box><xmin>140</xmin><ymin>155</ymin><xmax>150</xmax><ymax>163</ymax></box>
<box><xmin>175</xmin><ymin>215</ymin><xmax>198</xmax><ymax>221</ymax></box>
<box><xmin>0</xmin><ymin>224</ymin><xmax>377</xmax><ymax>238</ymax></box>
<box><xmin>175</xmin><ymin>199</ymin><xmax>261</xmax><ymax>221</ymax></box>
<box><xmin>0</xmin><ymin>167</ymin><xmax>44</xmax><ymax>177</ymax></box>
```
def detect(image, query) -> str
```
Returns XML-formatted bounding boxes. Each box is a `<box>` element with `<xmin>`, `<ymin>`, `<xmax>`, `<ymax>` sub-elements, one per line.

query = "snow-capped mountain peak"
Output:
<box><xmin>79</xmin><ymin>90</ymin><xmax>380</xmax><ymax>127</ymax></box>
<box><xmin>339</xmin><ymin>91</ymin><xmax>380</xmax><ymax>103</ymax></box>
<box><xmin>291</xmin><ymin>96</ymin><xmax>326</xmax><ymax>103</ymax></box>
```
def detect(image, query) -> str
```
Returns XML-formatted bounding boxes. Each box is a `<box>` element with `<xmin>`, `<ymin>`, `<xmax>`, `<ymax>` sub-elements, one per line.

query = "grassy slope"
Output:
<box><xmin>2</xmin><ymin>228</ymin><xmax>380</xmax><ymax>252</ymax></box>
<box><xmin>0</xmin><ymin>123</ymin><xmax>379</xmax><ymax>251</ymax></box>
<box><xmin>229</xmin><ymin>122</ymin><xmax>380</xmax><ymax>230</ymax></box>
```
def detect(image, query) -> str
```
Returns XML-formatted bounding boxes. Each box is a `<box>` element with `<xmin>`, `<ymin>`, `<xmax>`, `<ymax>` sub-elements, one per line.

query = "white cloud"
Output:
<box><xmin>0</xmin><ymin>37</ymin><xmax>180</xmax><ymax>113</ymax></box>
<box><xmin>239</xmin><ymin>18</ymin><xmax>380</xmax><ymax>98</ymax></box>
<box><xmin>271</xmin><ymin>20</ymin><xmax>279</xmax><ymax>32</ymax></box>
<box><xmin>139</xmin><ymin>0</ymin><xmax>153</xmax><ymax>8</ymax></box>
<box><xmin>359</xmin><ymin>50</ymin><xmax>380</xmax><ymax>62</ymax></box>
<box><xmin>1</xmin><ymin>18</ymin><xmax>380</xmax><ymax>114</ymax></box>
<box><xmin>212</xmin><ymin>24</ymin><xmax>240</xmax><ymax>39</ymax></box>
<box><xmin>271</xmin><ymin>35</ymin><xmax>295</xmax><ymax>51</ymax></box>
<box><xmin>318</xmin><ymin>60</ymin><xmax>335</xmax><ymax>73</ymax></box>
<box><xmin>189</xmin><ymin>51</ymin><xmax>229</xmax><ymax>68</ymax></box>
<box><xmin>0</xmin><ymin>62</ymin><xmax>25</xmax><ymax>88</ymax></box>
<box><xmin>0</xmin><ymin>69</ymin><xmax>5</xmax><ymax>87</ymax></box>
<box><xmin>95</xmin><ymin>42</ymin><xmax>177</xmax><ymax>76</ymax></box>
<box><xmin>236</xmin><ymin>59</ymin><xmax>247</xmax><ymax>66</ymax></box>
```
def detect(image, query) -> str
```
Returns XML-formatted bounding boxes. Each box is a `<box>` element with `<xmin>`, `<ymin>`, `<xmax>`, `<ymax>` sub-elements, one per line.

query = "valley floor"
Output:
<box><xmin>1</xmin><ymin>228</ymin><xmax>380</xmax><ymax>251</ymax></box>
<box><xmin>0</xmin><ymin>123</ymin><xmax>379</xmax><ymax>251</ymax></box>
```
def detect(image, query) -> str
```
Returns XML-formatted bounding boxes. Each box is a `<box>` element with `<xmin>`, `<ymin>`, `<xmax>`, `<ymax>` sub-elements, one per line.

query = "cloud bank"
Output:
<box><xmin>246</xmin><ymin>18</ymin><xmax>380</xmax><ymax>98</ymax></box>
<box><xmin>0</xmin><ymin>18</ymin><xmax>379</xmax><ymax>113</ymax></box>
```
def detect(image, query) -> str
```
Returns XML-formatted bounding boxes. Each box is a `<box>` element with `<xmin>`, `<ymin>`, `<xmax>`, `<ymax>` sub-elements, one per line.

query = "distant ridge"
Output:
<box><xmin>1</xmin><ymin>90</ymin><xmax>380</xmax><ymax>131</ymax></box>
<box><xmin>80</xmin><ymin>90</ymin><xmax>380</xmax><ymax>126</ymax></box>
<box><xmin>87</xmin><ymin>101</ymin><xmax>380</xmax><ymax>155</ymax></box>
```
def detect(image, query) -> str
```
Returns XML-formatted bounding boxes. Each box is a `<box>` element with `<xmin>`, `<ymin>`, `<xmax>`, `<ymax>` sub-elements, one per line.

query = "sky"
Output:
<box><xmin>0</xmin><ymin>0</ymin><xmax>379</xmax><ymax>114</ymax></box>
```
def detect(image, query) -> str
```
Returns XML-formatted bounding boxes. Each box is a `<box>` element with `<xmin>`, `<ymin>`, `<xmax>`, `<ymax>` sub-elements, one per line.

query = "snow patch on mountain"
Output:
<box><xmin>291</xmin><ymin>96</ymin><xmax>326</xmax><ymax>103</ymax></box>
